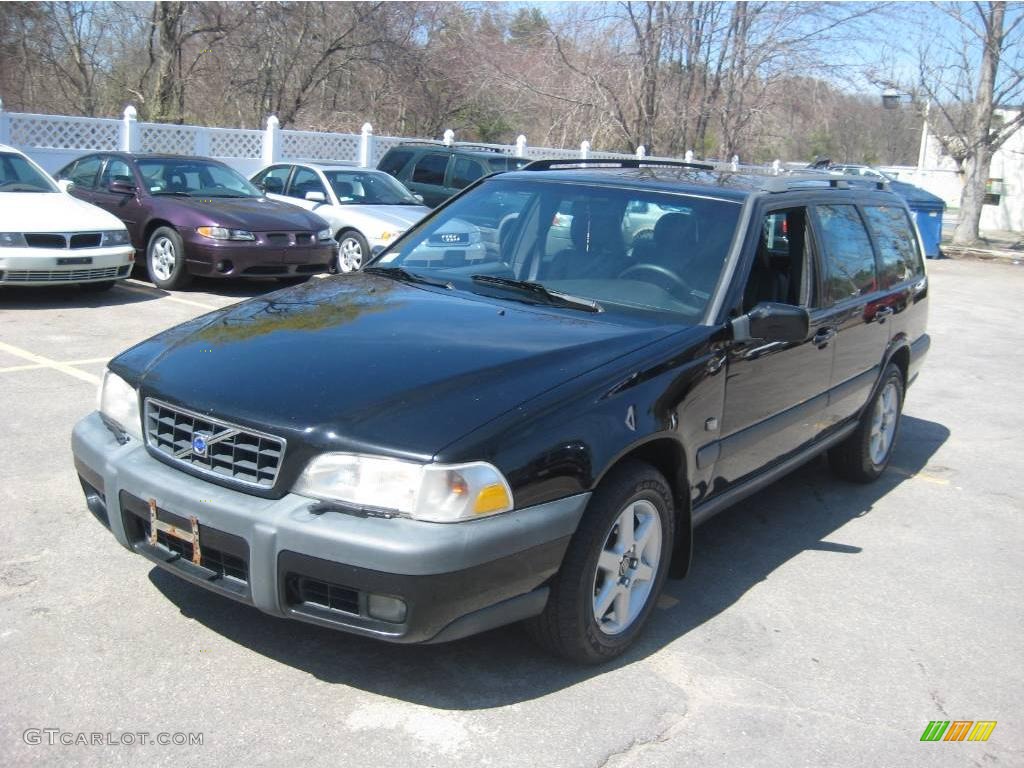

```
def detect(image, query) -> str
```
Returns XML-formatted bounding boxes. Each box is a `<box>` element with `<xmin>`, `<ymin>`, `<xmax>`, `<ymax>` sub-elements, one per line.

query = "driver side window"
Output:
<box><xmin>742</xmin><ymin>208</ymin><xmax>816</xmax><ymax>312</ymax></box>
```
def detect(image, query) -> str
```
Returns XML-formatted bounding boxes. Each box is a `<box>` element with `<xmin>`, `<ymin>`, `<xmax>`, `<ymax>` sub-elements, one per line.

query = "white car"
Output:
<box><xmin>0</xmin><ymin>145</ymin><xmax>134</xmax><ymax>290</ymax></box>
<box><xmin>251</xmin><ymin>163</ymin><xmax>430</xmax><ymax>272</ymax></box>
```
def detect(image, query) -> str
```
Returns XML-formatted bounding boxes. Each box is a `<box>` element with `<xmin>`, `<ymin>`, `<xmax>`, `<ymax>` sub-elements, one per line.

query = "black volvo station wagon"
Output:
<box><xmin>72</xmin><ymin>159</ymin><xmax>929</xmax><ymax>663</ymax></box>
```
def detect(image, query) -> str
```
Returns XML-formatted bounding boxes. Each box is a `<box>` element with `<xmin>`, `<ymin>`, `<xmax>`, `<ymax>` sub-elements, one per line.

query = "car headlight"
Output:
<box><xmin>101</xmin><ymin>229</ymin><xmax>130</xmax><ymax>246</ymax></box>
<box><xmin>196</xmin><ymin>226</ymin><xmax>255</xmax><ymax>241</ymax></box>
<box><xmin>97</xmin><ymin>370</ymin><xmax>142</xmax><ymax>442</ymax></box>
<box><xmin>317</xmin><ymin>228</ymin><xmax>333</xmax><ymax>241</ymax></box>
<box><xmin>0</xmin><ymin>232</ymin><xmax>27</xmax><ymax>247</ymax></box>
<box><xmin>293</xmin><ymin>454</ymin><xmax>514</xmax><ymax>523</ymax></box>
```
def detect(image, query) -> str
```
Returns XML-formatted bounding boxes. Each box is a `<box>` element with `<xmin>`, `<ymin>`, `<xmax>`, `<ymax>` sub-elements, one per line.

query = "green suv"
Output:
<box><xmin>377</xmin><ymin>142</ymin><xmax>529</xmax><ymax>208</ymax></box>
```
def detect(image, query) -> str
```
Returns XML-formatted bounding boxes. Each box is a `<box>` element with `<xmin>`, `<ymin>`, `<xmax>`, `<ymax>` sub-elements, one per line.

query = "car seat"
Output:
<box><xmin>545</xmin><ymin>201</ymin><xmax>627</xmax><ymax>280</ymax></box>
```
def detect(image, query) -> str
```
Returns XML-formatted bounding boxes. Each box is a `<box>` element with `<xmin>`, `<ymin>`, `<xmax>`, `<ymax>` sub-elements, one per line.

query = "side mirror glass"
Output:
<box><xmin>108</xmin><ymin>180</ymin><xmax>136</xmax><ymax>195</ymax></box>
<box><xmin>731</xmin><ymin>302</ymin><xmax>809</xmax><ymax>344</ymax></box>
<box><xmin>57</xmin><ymin>179</ymin><xmax>76</xmax><ymax>193</ymax></box>
<box><xmin>304</xmin><ymin>191</ymin><xmax>326</xmax><ymax>203</ymax></box>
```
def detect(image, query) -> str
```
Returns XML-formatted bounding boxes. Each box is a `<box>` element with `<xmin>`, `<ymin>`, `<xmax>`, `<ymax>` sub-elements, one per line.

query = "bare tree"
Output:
<box><xmin>919</xmin><ymin>1</ymin><xmax>1024</xmax><ymax>245</ymax></box>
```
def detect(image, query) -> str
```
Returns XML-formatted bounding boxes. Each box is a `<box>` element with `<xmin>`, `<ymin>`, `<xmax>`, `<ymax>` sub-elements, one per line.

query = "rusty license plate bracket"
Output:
<box><xmin>148</xmin><ymin>498</ymin><xmax>202</xmax><ymax>565</ymax></box>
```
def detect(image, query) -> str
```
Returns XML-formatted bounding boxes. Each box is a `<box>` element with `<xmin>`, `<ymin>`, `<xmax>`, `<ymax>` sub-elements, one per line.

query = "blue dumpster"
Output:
<box><xmin>887</xmin><ymin>180</ymin><xmax>946</xmax><ymax>258</ymax></box>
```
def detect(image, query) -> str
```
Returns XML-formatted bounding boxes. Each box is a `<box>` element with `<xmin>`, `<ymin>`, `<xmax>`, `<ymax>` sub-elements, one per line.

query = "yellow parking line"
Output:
<box><xmin>0</xmin><ymin>341</ymin><xmax>101</xmax><ymax>384</ymax></box>
<box><xmin>116</xmin><ymin>280</ymin><xmax>217</xmax><ymax>310</ymax></box>
<box><xmin>888</xmin><ymin>466</ymin><xmax>951</xmax><ymax>486</ymax></box>
<box><xmin>0</xmin><ymin>356</ymin><xmax>109</xmax><ymax>374</ymax></box>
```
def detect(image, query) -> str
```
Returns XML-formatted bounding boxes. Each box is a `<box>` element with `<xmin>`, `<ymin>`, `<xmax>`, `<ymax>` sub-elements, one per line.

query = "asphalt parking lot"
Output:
<box><xmin>1</xmin><ymin>261</ymin><xmax>1021</xmax><ymax>768</ymax></box>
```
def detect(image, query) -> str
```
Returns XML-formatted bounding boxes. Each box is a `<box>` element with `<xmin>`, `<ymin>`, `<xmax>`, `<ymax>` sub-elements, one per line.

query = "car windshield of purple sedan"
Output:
<box><xmin>322</xmin><ymin>170</ymin><xmax>421</xmax><ymax>206</ymax></box>
<box><xmin>137</xmin><ymin>158</ymin><xmax>261</xmax><ymax>199</ymax></box>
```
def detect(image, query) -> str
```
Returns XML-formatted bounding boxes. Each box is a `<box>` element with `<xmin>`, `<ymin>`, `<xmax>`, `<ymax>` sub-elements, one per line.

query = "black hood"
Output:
<box><xmin>113</xmin><ymin>274</ymin><xmax>680</xmax><ymax>469</ymax></box>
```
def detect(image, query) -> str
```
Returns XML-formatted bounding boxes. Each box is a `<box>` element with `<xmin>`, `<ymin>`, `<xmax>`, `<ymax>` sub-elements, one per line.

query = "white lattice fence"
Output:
<box><xmin>8</xmin><ymin>113</ymin><xmax>119</xmax><ymax>150</ymax></box>
<box><xmin>281</xmin><ymin>129</ymin><xmax>360</xmax><ymax>163</ymax></box>
<box><xmin>140</xmin><ymin>123</ymin><xmax>198</xmax><ymax>155</ymax></box>
<box><xmin>525</xmin><ymin>146</ymin><xmax>581</xmax><ymax>160</ymax></box>
<box><xmin>208</xmin><ymin>127</ymin><xmax>262</xmax><ymax>159</ymax></box>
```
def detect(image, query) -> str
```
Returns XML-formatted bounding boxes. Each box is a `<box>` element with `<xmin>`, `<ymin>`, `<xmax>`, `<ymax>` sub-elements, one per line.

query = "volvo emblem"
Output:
<box><xmin>192</xmin><ymin>431</ymin><xmax>211</xmax><ymax>457</ymax></box>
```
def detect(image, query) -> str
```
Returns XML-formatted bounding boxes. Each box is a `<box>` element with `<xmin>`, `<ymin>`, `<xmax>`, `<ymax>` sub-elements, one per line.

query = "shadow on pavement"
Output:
<box><xmin>149</xmin><ymin>414</ymin><xmax>949</xmax><ymax>710</ymax></box>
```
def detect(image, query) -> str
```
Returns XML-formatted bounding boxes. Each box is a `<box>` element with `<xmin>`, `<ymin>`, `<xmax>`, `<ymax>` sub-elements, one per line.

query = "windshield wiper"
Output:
<box><xmin>363</xmin><ymin>266</ymin><xmax>453</xmax><ymax>289</ymax></box>
<box><xmin>152</xmin><ymin>190</ymin><xmax>192</xmax><ymax>197</ymax></box>
<box><xmin>470</xmin><ymin>275</ymin><xmax>602</xmax><ymax>313</ymax></box>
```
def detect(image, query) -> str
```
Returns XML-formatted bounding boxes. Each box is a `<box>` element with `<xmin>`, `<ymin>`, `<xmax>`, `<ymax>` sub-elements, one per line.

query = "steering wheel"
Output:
<box><xmin>618</xmin><ymin>263</ymin><xmax>692</xmax><ymax>294</ymax></box>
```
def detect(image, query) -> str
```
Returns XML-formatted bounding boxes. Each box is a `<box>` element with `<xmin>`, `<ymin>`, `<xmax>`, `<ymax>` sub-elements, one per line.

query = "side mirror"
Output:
<box><xmin>304</xmin><ymin>191</ymin><xmax>326</xmax><ymax>203</ymax></box>
<box><xmin>413</xmin><ymin>194</ymin><xmax>424</xmax><ymax>204</ymax></box>
<box><xmin>57</xmin><ymin>179</ymin><xmax>76</xmax><ymax>193</ymax></box>
<box><xmin>731</xmin><ymin>302</ymin><xmax>809</xmax><ymax>343</ymax></box>
<box><xmin>108</xmin><ymin>180</ymin><xmax>136</xmax><ymax>195</ymax></box>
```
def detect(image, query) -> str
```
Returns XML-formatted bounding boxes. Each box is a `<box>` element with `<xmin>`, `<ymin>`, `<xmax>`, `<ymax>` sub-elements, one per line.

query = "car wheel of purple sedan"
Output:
<box><xmin>337</xmin><ymin>231</ymin><xmax>368</xmax><ymax>273</ymax></box>
<box><xmin>147</xmin><ymin>226</ymin><xmax>192</xmax><ymax>290</ymax></box>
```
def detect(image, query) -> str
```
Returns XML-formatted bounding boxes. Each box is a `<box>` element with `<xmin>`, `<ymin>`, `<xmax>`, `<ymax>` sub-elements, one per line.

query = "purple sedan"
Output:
<box><xmin>55</xmin><ymin>153</ymin><xmax>336</xmax><ymax>289</ymax></box>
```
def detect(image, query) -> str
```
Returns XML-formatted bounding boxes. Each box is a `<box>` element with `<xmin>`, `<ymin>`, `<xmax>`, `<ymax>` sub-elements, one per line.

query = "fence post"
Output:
<box><xmin>359</xmin><ymin>122</ymin><xmax>374</xmax><ymax>167</ymax></box>
<box><xmin>580</xmin><ymin>140</ymin><xmax>590</xmax><ymax>159</ymax></box>
<box><xmin>263</xmin><ymin>115</ymin><xmax>280</xmax><ymax>165</ymax></box>
<box><xmin>194</xmin><ymin>126</ymin><xmax>211</xmax><ymax>157</ymax></box>
<box><xmin>515</xmin><ymin>135</ymin><xmax>527</xmax><ymax>158</ymax></box>
<box><xmin>772</xmin><ymin>159</ymin><xmax>781</xmax><ymax>175</ymax></box>
<box><xmin>731</xmin><ymin>155</ymin><xmax>739</xmax><ymax>171</ymax></box>
<box><xmin>684</xmin><ymin>150</ymin><xmax>694</xmax><ymax>163</ymax></box>
<box><xmin>443</xmin><ymin>129</ymin><xmax>454</xmax><ymax>146</ymax></box>
<box><xmin>635</xmin><ymin>145</ymin><xmax>646</xmax><ymax>159</ymax></box>
<box><xmin>121</xmin><ymin>106</ymin><xmax>139</xmax><ymax>152</ymax></box>
<box><xmin>0</xmin><ymin>98</ymin><xmax>8</xmax><ymax>145</ymax></box>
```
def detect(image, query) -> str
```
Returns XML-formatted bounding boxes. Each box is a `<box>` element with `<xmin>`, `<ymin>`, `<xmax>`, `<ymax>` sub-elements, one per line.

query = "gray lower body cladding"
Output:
<box><xmin>71</xmin><ymin>411</ymin><xmax>589</xmax><ymax>644</ymax></box>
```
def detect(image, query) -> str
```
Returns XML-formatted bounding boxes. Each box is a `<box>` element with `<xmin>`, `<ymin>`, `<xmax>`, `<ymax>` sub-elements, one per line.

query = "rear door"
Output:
<box><xmin>405</xmin><ymin>152</ymin><xmax>451</xmax><ymax>207</ymax></box>
<box><xmin>813</xmin><ymin>202</ymin><xmax>890</xmax><ymax>424</ymax></box>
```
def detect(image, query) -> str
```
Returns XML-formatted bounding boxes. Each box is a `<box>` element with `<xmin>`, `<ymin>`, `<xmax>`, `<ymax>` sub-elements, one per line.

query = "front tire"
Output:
<box><xmin>336</xmin><ymin>230</ymin><xmax>369</xmax><ymax>273</ymax></box>
<box><xmin>829</xmin><ymin>363</ymin><xmax>905</xmax><ymax>483</ymax></box>
<box><xmin>147</xmin><ymin>226</ymin><xmax>191</xmax><ymax>290</ymax></box>
<box><xmin>527</xmin><ymin>461</ymin><xmax>674</xmax><ymax>664</ymax></box>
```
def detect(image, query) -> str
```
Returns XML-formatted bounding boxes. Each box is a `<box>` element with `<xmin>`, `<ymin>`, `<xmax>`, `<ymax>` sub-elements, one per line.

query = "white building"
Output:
<box><xmin>882</xmin><ymin>107</ymin><xmax>1023</xmax><ymax>234</ymax></box>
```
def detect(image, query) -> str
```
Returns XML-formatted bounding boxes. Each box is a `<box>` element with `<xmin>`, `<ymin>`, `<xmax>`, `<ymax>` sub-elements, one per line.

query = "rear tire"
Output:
<box><xmin>527</xmin><ymin>460</ymin><xmax>674</xmax><ymax>664</ymax></box>
<box><xmin>79</xmin><ymin>280</ymin><xmax>115</xmax><ymax>292</ymax></box>
<box><xmin>147</xmin><ymin>226</ymin><xmax>192</xmax><ymax>290</ymax></box>
<box><xmin>829</xmin><ymin>363</ymin><xmax>904</xmax><ymax>483</ymax></box>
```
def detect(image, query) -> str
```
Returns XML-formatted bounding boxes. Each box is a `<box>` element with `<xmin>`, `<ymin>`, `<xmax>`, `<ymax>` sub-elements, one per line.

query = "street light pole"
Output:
<box><xmin>917</xmin><ymin>101</ymin><xmax>931</xmax><ymax>171</ymax></box>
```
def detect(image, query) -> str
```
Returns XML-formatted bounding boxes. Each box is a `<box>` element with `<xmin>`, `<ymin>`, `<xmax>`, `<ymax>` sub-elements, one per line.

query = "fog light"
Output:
<box><xmin>367</xmin><ymin>593</ymin><xmax>407</xmax><ymax>623</ymax></box>
<box><xmin>215</xmin><ymin>259</ymin><xmax>233</xmax><ymax>273</ymax></box>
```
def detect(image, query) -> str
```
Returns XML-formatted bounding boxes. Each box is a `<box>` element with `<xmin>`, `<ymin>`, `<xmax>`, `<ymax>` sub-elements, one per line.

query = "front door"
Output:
<box><xmin>714</xmin><ymin>206</ymin><xmax>837</xmax><ymax>488</ymax></box>
<box><xmin>92</xmin><ymin>157</ymin><xmax>145</xmax><ymax>246</ymax></box>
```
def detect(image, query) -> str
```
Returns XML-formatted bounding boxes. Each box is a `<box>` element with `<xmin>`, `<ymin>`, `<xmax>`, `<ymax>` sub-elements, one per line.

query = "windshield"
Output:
<box><xmin>0</xmin><ymin>152</ymin><xmax>58</xmax><ymax>193</ymax></box>
<box><xmin>376</xmin><ymin>178</ymin><xmax>742</xmax><ymax>319</ymax></box>
<box><xmin>324</xmin><ymin>170</ymin><xmax>420</xmax><ymax>205</ymax></box>
<box><xmin>136</xmin><ymin>158</ymin><xmax>261</xmax><ymax>198</ymax></box>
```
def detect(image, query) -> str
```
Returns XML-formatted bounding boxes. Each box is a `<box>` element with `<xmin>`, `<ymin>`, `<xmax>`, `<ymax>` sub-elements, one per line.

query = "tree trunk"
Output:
<box><xmin>951</xmin><ymin>1</ymin><xmax>1004</xmax><ymax>246</ymax></box>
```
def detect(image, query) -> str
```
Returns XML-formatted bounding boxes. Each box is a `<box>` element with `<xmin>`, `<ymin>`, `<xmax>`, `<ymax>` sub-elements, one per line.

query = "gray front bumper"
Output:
<box><xmin>71</xmin><ymin>411</ymin><xmax>589</xmax><ymax>643</ymax></box>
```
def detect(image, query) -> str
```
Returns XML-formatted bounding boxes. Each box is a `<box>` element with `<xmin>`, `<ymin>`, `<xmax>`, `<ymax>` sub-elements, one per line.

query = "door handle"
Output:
<box><xmin>873</xmin><ymin>306</ymin><xmax>894</xmax><ymax>323</ymax></box>
<box><xmin>813</xmin><ymin>328</ymin><xmax>836</xmax><ymax>348</ymax></box>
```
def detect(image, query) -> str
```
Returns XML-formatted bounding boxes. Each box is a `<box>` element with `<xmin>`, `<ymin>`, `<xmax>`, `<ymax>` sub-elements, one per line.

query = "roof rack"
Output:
<box><xmin>393</xmin><ymin>139</ymin><xmax>507</xmax><ymax>154</ymax></box>
<box><xmin>522</xmin><ymin>158</ymin><xmax>716</xmax><ymax>172</ymax></box>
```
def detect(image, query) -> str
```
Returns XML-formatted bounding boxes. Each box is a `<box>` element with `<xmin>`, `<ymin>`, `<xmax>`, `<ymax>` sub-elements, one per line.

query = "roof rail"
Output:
<box><xmin>522</xmin><ymin>158</ymin><xmax>716</xmax><ymax>172</ymax></box>
<box><xmin>392</xmin><ymin>139</ymin><xmax>507</xmax><ymax>154</ymax></box>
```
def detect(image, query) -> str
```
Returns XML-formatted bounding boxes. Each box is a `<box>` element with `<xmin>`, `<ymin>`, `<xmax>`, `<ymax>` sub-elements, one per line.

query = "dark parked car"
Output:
<box><xmin>72</xmin><ymin>159</ymin><xmax>929</xmax><ymax>663</ymax></box>
<box><xmin>55</xmin><ymin>153</ymin><xmax>336</xmax><ymax>288</ymax></box>
<box><xmin>377</xmin><ymin>141</ymin><xmax>529</xmax><ymax>207</ymax></box>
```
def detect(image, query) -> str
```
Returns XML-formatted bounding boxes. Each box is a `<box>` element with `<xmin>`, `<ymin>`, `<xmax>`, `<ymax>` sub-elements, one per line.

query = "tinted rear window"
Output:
<box><xmin>863</xmin><ymin>205</ymin><xmax>924</xmax><ymax>286</ymax></box>
<box><xmin>816</xmin><ymin>204</ymin><xmax>878</xmax><ymax>302</ymax></box>
<box><xmin>378</xmin><ymin>149</ymin><xmax>413</xmax><ymax>176</ymax></box>
<box><xmin>411</xmin><ymin>154</ymin><xmax>448</xmax><ymax>185</ymax></box>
